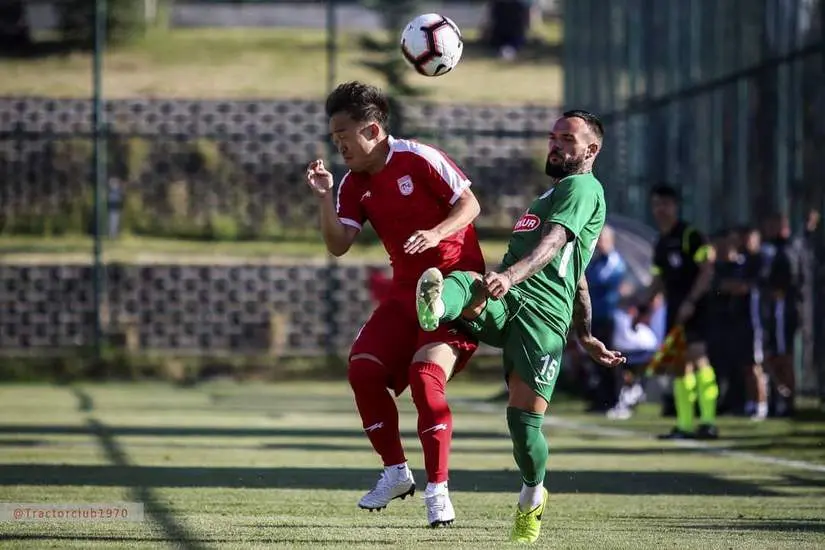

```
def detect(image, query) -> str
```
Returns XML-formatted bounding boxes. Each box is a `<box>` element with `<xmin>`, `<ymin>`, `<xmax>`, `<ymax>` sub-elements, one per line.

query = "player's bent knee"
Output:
<box><xmin>411</xmin><ymin>343</ymin><xmax>458</xmax><ymax>379</ymax></box>
<box><xmin>460</xmin><ymin>278</ymin><xmax>488</xmax><ymax>320</ymax></box>
<box><xmin>507</xmin><ymin>370</ymin><xmax>548</xmax><ymax>414</ymax></box>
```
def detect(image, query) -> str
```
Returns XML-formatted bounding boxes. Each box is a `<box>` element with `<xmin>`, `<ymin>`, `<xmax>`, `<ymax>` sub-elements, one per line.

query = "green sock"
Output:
<box><xmin>673</xmin><ymin>373</ymin><xmax>697</xmax><ymax>432</ymax></box>
<box><xmin>506</xmin><ymin>407</ymin><xmax>548</xmax><ymax>487</ymax></box>
<box><xmin>696</xmin><ymin>365</ymin><xmax>719</xmax><ymax>425</ymax></box>
<box><xmin>441</xmin><ymin>272</ymin><xmax>476</xmax><ymax>321</ymax></box>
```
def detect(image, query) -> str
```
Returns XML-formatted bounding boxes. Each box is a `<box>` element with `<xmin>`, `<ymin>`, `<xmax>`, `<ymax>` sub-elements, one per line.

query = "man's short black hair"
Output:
<box><xmin>325</xmin><ymin>81</ymin><xmax>390</xmax><ymax>128</ymax></box>
<box><xmin>563</xmin><ymin>109</ymin><xmax>604</xmax><ymax>141</ymax></box>
<box><xmin>649</xmin><ymin>183</ymin><xmax>680</xmax><ymax>202</ymax></box>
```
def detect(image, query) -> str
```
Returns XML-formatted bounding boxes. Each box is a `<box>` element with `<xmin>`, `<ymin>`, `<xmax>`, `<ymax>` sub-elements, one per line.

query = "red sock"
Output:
<box><xmin>348</xmin><ymin>358</ymin><xmax>406</xmax><ymax>466</ymax></box>
<box><xmin>410</xmin><ymin>361</ymin><xmax>452</xmax><ymax>484</ymax></box>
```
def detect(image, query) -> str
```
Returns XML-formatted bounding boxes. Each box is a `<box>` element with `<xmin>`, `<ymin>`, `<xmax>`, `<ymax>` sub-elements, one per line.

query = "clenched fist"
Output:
<box><xmin>306</xmin><ymin>159</ymin><xmax>334</xmax><ymax>198</ymax></box>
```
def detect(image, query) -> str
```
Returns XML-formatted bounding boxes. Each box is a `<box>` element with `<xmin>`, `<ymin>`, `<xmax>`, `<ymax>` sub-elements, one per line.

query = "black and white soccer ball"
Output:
<box><xmin>400</xmin><ymin>13</ymin><xmax>464</xmax><ymax>77</ymax></box>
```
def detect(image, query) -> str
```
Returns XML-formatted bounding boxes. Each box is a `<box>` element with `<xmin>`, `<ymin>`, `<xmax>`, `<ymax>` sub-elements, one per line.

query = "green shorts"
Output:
<box><xmin>461</xmin><ymin>286</ymin><xmax>567</xmax><ymax>403</ymax></box>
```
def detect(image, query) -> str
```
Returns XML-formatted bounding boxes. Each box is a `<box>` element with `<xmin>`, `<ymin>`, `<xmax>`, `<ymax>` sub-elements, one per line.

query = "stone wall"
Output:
<box><xmin>0</xmin><ymin>262</ymin><xmax>387</xmax><ymax>355</ymax></box>
<box><xmin>0</xmin><ymin>97</ymin><xmax>557</xmax><ymax>237</ymax></box>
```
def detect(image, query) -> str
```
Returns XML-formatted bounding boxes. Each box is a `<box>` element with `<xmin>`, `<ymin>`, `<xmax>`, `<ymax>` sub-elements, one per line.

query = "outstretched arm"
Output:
<box><xmin>574</xmin><ymin>275</ymin><xmax>625</xmax><ymax>367</ymax></box>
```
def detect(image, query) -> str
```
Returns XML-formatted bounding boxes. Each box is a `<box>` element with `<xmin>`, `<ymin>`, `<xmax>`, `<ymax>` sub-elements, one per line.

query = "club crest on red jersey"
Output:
<box><xmin>513</xmin><ymin>213</ymin><xmax>540</xmax><ymax>233</ymax></box>
<box><xmin>397</xmin><ymin>175</ymin><xmax>414</xmax><ymax>196</ymax></box>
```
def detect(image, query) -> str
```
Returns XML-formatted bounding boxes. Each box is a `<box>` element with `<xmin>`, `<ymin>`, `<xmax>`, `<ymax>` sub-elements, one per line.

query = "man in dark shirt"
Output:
<box><xmin>643</xmin><ymin>184</ymin><xmax>719</xmax><ymax>439</ymax></box>
<box><xmin>716</xmin><ymin>227</ymin><xmax>767</xmax><ymax>419</ymax></box>
<box><xmin>762</xmin><ymin>213</ymin><xmax>804</xmax><ymax>416</ymax></box>
<box><xmin>798</xmin><ymin>209</ymin><xmax>820</xmax><ymax>407</ymax></box>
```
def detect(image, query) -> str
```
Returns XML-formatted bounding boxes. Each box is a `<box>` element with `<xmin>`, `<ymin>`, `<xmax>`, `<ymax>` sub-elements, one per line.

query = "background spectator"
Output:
<box><xmin>486</xmin><ymin>0</ymin><xmax>533</xmax><ymax>60</ymax></box>
<box><xmin>107</xmin><ymin>177</ymin><xmax>124</xmax><ymax>239</ymax></box>
<box><xmin>584</xmin><ymin>225</ymin><xmax>627</xmax><ymax>412</ymax></box>
<box><xmin>762</xmin><ymin>213</ymin><xmax>802</xmax><ymax>417</ymax></box>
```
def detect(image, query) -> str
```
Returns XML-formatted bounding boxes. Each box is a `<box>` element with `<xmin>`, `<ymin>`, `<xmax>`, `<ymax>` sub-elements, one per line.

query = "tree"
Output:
<box><xmin>0</xmin><ymin>1</ymin><xmax>31</xmax><ymax>50</ymax></box>
<box><xmin>358</xmin><ymin>0</ymin><xmax>424</xmax><ymax>135</ymax></box>
<box><xmin>56</xmin><ymin>0</ymin><xmax>145</xmax><ymax>48</ymax></box>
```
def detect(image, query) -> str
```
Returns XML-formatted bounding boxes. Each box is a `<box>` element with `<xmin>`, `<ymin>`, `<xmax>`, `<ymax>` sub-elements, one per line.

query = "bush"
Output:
<box><xmin>56</xmin><ymin>0</ymin><xmax>145</xmax><ymax>47</ymax></box>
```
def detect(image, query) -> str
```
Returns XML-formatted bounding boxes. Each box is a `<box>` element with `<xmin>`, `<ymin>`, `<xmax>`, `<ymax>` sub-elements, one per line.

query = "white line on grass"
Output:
<box><xmin>459</xmin><ymin>400</ymin><xmax>825</xmax><ymax>474</ymax></box>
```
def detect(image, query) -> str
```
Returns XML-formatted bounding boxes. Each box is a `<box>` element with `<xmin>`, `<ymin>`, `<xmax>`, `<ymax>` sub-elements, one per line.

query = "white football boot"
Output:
<box><xmin>416</xmin><ymin>267</ymin><xmax>445</xmax><ymax>332</ymax></box>
<box><xmin>358</xmin><ymin>464</ymin><xmax>416</xmax><ymax>511</ymax></box>
<box><xmin>424</xmin><ymin>485</ymin><xmax>455</xmax><ymax>527</ymax></box>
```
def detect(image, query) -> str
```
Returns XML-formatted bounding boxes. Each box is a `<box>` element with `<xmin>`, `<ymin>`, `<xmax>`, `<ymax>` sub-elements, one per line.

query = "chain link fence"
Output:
<box><xmin>563</xmin><ymin>0</ymin><xmax>825</xmax><ymax>397</ymax></box>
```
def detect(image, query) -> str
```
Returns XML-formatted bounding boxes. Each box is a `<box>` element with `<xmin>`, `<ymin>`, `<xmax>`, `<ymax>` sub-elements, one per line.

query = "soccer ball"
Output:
<box><xmin>400</xmin><ymin>13</ymin><xmax>463</xmax><ymax>77</ymax></box>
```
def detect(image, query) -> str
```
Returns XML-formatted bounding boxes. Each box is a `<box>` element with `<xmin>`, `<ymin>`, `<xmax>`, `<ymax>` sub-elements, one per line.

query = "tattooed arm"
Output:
<box><xmin>573</xmin><ymin>275</ymin><xmax>625</xmax><ymax>367</ymax></box>
<box><xmin>483</xmin><ymin>222</ymin><xmax>571</xmax><ymax>299</ymax></box>
<box><xmin>502</xmin><ymin>222</ymin><xmax>571</xmax><ymax>285</ymax></box>
<box><xmin>572</xmin><ymin>275</ymin><xmax>593</xmax><ymax>341</ymax></box>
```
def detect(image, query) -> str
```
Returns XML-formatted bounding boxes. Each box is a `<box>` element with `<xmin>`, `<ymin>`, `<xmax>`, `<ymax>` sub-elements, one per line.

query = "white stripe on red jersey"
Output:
<box><xmin>389</xmin><ymin>138</ymin><xmax>471</xmax><ymax>205</ymax></box>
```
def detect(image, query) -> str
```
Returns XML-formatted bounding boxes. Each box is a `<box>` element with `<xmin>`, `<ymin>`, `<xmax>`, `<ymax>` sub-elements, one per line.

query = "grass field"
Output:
<box><xmin>0</xmin><ymin>381</ymin><xmax>823</xmax><ymax>549</ymax></box>
<box><xmin>0</xmin><ymin>235</ymin><xmax>511</xmax><ymax>264</ymax></box>
<box><xmin>0</xmin><ymin>23</ymin><xmax>562</xmax><ymax>104</ymax></box>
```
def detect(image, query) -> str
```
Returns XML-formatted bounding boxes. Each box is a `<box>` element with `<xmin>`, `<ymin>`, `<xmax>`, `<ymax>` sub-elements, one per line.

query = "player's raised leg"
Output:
<box><xmin>416</xmin><ymin>269</ymin><xmax>482</xmax><ymax>331</ymax></box>
<box><xmin>409</xmin><ymin>342</ymin><xmax>460</xmax><ymax>527</ymax></box>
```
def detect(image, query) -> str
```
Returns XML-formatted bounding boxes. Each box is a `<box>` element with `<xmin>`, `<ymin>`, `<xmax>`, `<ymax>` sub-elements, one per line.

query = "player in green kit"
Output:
<box><xmin>415</xmin><ymin>111</ymin><xmax>625</xmax><ymax>544</ymax></box>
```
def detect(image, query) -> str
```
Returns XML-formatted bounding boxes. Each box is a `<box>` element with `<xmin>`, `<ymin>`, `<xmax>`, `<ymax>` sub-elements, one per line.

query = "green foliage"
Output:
<box><xmin>358</xmin><ymin>0</ymin><xmax>424</xmax><ymax>135</ymax></box>
<box><xmin>56</xmin><ymin>0</ymin><xmax>145</xmax><ymax>47</ymax></box>
<box><xmin>5</xmin><ymin>132</ymin><xmax>301</xmax><ymax>242</ymax></box>
<box><xmin>207</xmin><ymin>214</ymin><xmax>241</xmax><ymax>241</ymax></box>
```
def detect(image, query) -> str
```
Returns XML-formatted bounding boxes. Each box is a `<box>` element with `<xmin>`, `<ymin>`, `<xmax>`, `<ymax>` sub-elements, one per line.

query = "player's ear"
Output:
<box><xmin>362</xmin><ymin>122</ymin><xmax>381</xmax><ymax>141</ymax></box>
<box><xmin>587</xmin><ymin>142</ymin><xmax>600</xmax><ymax>159</ymax></box>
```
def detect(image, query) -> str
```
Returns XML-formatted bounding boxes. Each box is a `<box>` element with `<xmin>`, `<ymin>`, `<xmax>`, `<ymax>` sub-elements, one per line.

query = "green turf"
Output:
<box><xmin>0</xmin><ymin>235</ymin><xmax>511</xmax><ymax>264</ymax></box>
<box><xmin>0</xmin><ymin>23</ymin><xmax>562</xmax><ymax>104</ymax></box>
<box><xmin>0</xmin><ymin>382</ymin><xmax>823</xmax><ymax>549</ymax></box>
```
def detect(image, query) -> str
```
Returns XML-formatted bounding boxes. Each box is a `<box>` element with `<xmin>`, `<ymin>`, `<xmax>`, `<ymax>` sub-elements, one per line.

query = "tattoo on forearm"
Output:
<box><xmin>572</xmin><ymin>278</ymin><xmax>592</xmax><ymax>340</ymax></box>
<box><xmin>504</xmin><ymin>223</ymin><xmax>569</xmax><ymax>285</ymax></box>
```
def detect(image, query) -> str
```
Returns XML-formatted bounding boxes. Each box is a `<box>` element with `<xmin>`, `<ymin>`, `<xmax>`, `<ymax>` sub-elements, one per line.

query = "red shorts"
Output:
<box><xmin>349</xmin><ymin>287</ymin><xmax>478</xmax><ymax>396</ymax></box>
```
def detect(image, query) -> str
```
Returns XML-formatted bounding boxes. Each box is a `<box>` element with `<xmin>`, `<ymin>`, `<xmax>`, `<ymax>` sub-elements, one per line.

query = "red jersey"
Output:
<box><xmin>336</xmin><ymin>136</ymin><xmax>485</xmax><ymax>288</ymax></box>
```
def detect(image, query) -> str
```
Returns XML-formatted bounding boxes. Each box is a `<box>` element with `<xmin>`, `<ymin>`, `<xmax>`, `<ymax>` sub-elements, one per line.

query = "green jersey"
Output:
<box><xmin>500</xmin><ymin>173</ymin><xmax>606</xmax><ymax>336</ymax></box>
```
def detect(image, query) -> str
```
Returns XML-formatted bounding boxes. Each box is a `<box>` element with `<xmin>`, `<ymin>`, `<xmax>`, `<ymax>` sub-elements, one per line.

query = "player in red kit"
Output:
<box><xmin>305</xmin><ymin>81</ymin><xmax>485</xmax><ymax>527</ymax></box>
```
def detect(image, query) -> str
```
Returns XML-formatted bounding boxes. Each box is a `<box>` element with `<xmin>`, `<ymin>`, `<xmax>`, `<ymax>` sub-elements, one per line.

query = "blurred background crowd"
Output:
<box><xmin>562</xmin><ymin>206</ymin><xmax>822</xmax><ymax>421</ymax></box>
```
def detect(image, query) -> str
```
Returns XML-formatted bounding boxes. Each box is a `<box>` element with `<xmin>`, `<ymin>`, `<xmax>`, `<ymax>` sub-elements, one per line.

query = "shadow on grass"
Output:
<box><xmin>0</xmin><ymin>40</ymin><xmax>83</xmax><ymax>60</ymax></box>
<box><xmin>0</xmin><ymin>533</ymin><xmax>409</xmax><ymax>545</ymax></box>
<box><xmin>0</xmin><ymin>463</ymin><xmax>783</xmax><ymax>497</ymax></box>
<box><xmin>720</xmin><ymin>429</ymin><xmax>825</xmax><ymax>441</ymax></box>
<box><xmin>684</xmin><ymin>519</ymin><xmax>825</xmax><ymax>534</ymax></box>
<box><xmin>57</xmin><ymin>388</ymin><xmax>208</xmax><ymax>550</ymax></box>
<box><xmin>0</xmin><ymin>437</ymin><xmax>713</xmax><ymax>458</ymax></box>
<box><xmin>88</xmin><ymin>419</ymin><xmax>208</xmax><ymax>550</ymax></box>
<box><xmin>0</xmin><ymin>424</ymin><xmax>508</xmax><ymax>440</ymax></box>
<box><xmin>71</xmin><ymin>387</ymin><xmax>94</xmax><ymax>412</ymax></box>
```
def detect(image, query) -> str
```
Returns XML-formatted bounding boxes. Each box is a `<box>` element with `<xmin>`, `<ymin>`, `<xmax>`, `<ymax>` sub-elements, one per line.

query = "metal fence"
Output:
<box><xmin>0</xmin><ymin>98</ymin><xmax>556</xmax><ymax>239</ymax></box>
<box><xmin>564</xmin><ymin>0</ymin><xmax>825</xmax><ymax>230</ymax></box>
<box><xmin>563</xmin><ymin>0</ymin><xmax>825</xmax><ymax>396</ymax></box>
